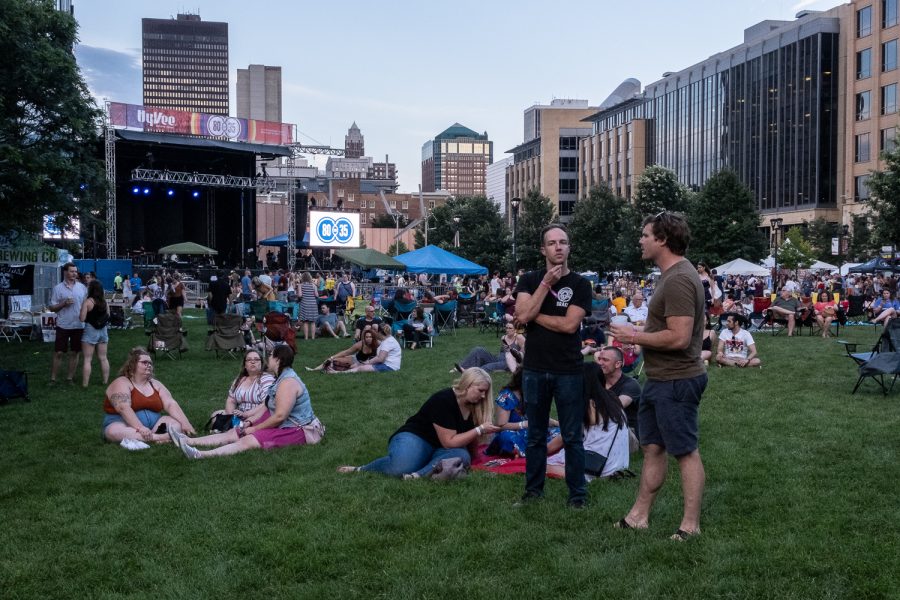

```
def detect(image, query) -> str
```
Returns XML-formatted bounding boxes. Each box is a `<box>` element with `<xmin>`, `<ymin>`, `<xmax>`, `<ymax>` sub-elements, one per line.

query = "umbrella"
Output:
<box><xmin>158</xmin><ymin>242</ymin><xmax>218</xmax><ymax>255</ymax></box>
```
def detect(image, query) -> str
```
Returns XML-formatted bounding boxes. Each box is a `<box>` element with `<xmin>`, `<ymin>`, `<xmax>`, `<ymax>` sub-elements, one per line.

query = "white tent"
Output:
<box><xmin>808</xmin><ymin>260</ymin><xmax>838</xmax><ymax>272</ymax></box>
<box><xmin>761</xmin><ymin>256</ymin><xmax>774</xmax><ymax>268</ymax></box>
<box><xmin>713</xmin><ymin>258</ymin><xmax>771</xmax><ymax>276</ymax></box>
<box><xmin>841</xmin><ymin>263</ymin><xmax>862</xmax><ymax>276</ymax></box>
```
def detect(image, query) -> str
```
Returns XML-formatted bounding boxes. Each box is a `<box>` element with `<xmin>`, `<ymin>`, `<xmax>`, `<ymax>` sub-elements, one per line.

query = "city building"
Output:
<box><xmin>142</xmin><ymin>14</ymin><xmax>229</xmax><ymax>115</ymax></box>
<box><xmin>844</xmin><ymin>0</ymin><xmax>900</xmax><ymax>225</ymax></box>
<box><xmin>57</xmin><ymin>0</ymin><xmax>73</xmax><ymax>15</ymax></box>
<box><xmin>421</xmin><ymin>124</ymin><xmax>493</xmax><ymax>197</ymax></box>
<box><xmin>506</xmin><ymin>99</ymin><xmax>596</xmax><ymax>220</ymax></box>
<box><xmin>345</xmin><ymin>122</ymin><xmax>364</xmax><ymax>158</ymax></box>
<box><xmin>581</xmin><ymin>8</ymin><xmax>844</xmax><ymax>234</ymax></box>
<box><xmin>236</xmin><ymin>64</ymin><xmax>281</xmax><ymax>122</ymax></box>
<box><xmin>486</xmin><ymin>156</ymin><xmax>513</xmax><ymax>216</ymax></box>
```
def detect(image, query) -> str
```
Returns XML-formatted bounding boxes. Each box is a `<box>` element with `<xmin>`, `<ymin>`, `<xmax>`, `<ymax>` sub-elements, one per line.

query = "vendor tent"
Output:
<box><xmin>848</xmin><ymin>256</ymin><xmax>900</xmax><ymax>274</ymax></box>
<box><xmin>395</xmin><ymin>245</ymin><xmax>488</xmax><ymax>275</ymax></box>
<box><xmin>841</xmin><ymin>263</ymin><xmax>862</xmax><ymax>276</ymax></box>
<box><xmin>808</xmin><ymin>260</ymin><xmax>838</xmax><ymax>271</ymax></box>
<box><xmin>258</xmin><ymin>232</ymin><xmax>310</xmax><ymax>247</ymax></box>
<box><xmin>158</xmin><ymin>242</ymin><xmax>217</xmax><ymax>255</ymax></box>
<box><xmin>761</xmin><ymin>256</ymin><xmax>774</xmax><ymax>268</ymax></box>
<box><xmin>334</xmin><ymin>248</ymin><xmax>405</xmax><ymax>270</ymax></box>
<box><xmin>712</xmin><ymin>258</ymin><xmax>770</xmax><ymax>277</ymax></box>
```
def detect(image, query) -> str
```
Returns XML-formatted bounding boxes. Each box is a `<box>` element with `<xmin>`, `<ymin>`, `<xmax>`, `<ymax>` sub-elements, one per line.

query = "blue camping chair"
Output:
<box><xmin>393</xmin><ymin>299</ymin><xmax>417</xmax><ymax>322</ymax></box>
<box><xmin>434</xmin><ymin>300</ymin><xmax>457</xmax><ymax>335</ymax></box>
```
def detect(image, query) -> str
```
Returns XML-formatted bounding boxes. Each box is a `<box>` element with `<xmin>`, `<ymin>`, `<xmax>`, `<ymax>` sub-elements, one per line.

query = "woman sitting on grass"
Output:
<box><xmin>308</xmin><ymin>326</ymin><xmax>378</xmax><ymax>372</ymax></box>
<box><xmin>170</xmin><ymin>345</ymin><xmax>322</xmax><ymax>458</ymax></box>
<box><xmin>546</xmin><ymin>362</ymin><xmax>629</xmax><ymax>480</ymax></box>
<box><xmin>212</xmin><ymin>349</ymin><xmax>274</xmax><ymax>418</ymax></box>
<box><xmin>338</xmin><ymin>368</ymin><xmax>500</xmax><ymax>478</ymax></box>
<box><xmin>346</xmin><ymin>323</ymin><xmax>402</xmax><ymax>372</ymax></box>
<box><xmin>102</xmin><ymin>347</ymin><xmax>196</xmax><ymax>446</ymax></box>
<box><xmin>487</xmin><ymin>368</ymin><xmax>560</xmax><ymax>457</ymax></box>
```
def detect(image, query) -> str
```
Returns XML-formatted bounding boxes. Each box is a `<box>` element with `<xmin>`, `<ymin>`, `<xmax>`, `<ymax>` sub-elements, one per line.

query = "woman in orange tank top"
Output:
<box><xmin>102</xmin><ymin>347</ymin><xmax>196</xmax><ymax>445</ymax></box>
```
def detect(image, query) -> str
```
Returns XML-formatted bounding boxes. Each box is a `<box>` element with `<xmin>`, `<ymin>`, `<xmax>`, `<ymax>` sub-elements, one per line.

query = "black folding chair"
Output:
<box><xmin>853</xmin><ymin>352</ymin><xmax>900</xmax><ymax>395</ymax></box>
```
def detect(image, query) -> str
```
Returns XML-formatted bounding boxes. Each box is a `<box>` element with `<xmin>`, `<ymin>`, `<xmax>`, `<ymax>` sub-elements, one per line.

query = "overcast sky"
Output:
<box><xmin>73</xmin><ymin>0</ymin><xmax>839</xmax><ymax>192</ymax></box>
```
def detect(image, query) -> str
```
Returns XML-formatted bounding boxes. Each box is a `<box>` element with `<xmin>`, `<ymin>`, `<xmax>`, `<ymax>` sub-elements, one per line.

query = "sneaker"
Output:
<box><xmin>168</xmin><ymin>424</ymin><xmax>184</xmax><ymax>450</ymax></box>
<box><xmin>120</xmin><ymin>438</ymin><xmax>151</xmax><ymax>451</ymax></box>
<box><xmin>513</xmin><ymin>492</ymin><xmax>543</xmax><ymax>508</ymax></box>
<box><xmin>567</xmin><ymin>498</ymin><xmax>587</xmax><ymax>510</ymax></box>
<box><xmin>180</xmin><ymin>442</ymin><xmax>202</xmax><ymax>460</ymax></box>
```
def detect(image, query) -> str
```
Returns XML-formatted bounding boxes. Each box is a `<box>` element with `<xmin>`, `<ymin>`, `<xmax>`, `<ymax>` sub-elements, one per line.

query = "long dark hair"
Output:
<box><xmin>582</xmin><ymin>362</ymin><xmax>625</xmax><ymax>431</ymax></box>
<box><xmin>271</xmin><ymin>344</ymin><xmax>295</xmax><ymax>377</ymax></box>
<box><xmin>504</xmin><ymin>368</ymin><xmax>524</xmax><ymax>416</ymax></box>
<box><xmin>87</xmin><ymin>280</ymin><xmax>107</xmax><ymax>312</ymax></box>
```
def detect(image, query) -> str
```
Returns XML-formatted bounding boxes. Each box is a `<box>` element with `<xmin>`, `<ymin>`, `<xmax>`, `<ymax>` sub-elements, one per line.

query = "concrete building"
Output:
<box><xmin>421</xmin><ymin>124</ymin><xmax>493</xmax><ymax>196</ymax></box>
<box><xmin>142</xmin><ymin>14</ymin><xmax>229</xmax><ymax>115</ymax></box>
<box><xmin>236</xmin><ymin>64</ymin><xmax>281</xmax><ymax>122</ymax></box>
<box><xmin>506</xmin><ymin>99</ymin><xmax>596</xmax><ymax>220</ymax></box>
<box><xmin>486</xmin><ymin>156</ymin><xmax>514</xmax><ymax>216</ymax></box>
<box><xmin>345</xmin><ymin>122</ymin><xmax>364</xmax><ymax>158</ymax></box>
<box><xmin>844</xmin><ymin>0</ymin><xmax>900</xmax><ymax>226</ymax></box>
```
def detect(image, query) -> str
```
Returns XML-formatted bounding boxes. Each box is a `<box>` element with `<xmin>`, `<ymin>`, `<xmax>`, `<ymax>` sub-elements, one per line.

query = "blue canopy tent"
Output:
<box><xmin>258</xmin><ymin>232</ymin><xmax>309</xmax><ymax>247</ymax></box>
<box><xmin>395</xmin><ymin>245</ymin><xmax>488</xmax><ymax>275</ymax></box>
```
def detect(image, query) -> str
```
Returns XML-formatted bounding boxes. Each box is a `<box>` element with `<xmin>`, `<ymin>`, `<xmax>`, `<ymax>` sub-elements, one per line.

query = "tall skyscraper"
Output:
<box><xmin>236</xmin><ymin>64</ymin><xmax>282</xmax><ymax>122</ymax></box>
<box><xmin>421</xmin><ymin>124</ymin><xmax>493</xmax><ymax>196</ymax></box>
<box><xmin>142</xmin><ymin>14</ymin><xmax>229</xmax><ymax>115</ymax></box>
<box><xmin>345</xmin><ymin>122</ymin><xmax>365</xmax><ymax>158</ymax></box>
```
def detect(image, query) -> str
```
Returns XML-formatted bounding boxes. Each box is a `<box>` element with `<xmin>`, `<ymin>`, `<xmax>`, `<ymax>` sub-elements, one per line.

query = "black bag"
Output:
<box><xmin>204</xmin><ymin>412</ymin><xmax>236</xmax><ymax>433</ymax></box>
<box><xmin>584</xmin><ymin>425</ymin><xmax>621</xmax><ymax>477</ymax></box>
<box><xmin>0</xmin><ymin>370</ymin><xmax>29</xmax><ymax>404</ymax></box>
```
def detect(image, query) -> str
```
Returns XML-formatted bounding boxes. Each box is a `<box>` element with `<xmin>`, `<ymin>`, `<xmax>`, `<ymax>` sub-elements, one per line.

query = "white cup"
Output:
<box><xmin>610</xmin><ymin>315</ymin><xmax>630</xmax><ymax>326</ymax></box>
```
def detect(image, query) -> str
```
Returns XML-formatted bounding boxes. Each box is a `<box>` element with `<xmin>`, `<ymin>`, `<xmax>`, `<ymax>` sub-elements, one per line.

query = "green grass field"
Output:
<box><xmin>1</xmin><ymin>312</ymin><xmax>899</xmax><ymax>599</ymax></box>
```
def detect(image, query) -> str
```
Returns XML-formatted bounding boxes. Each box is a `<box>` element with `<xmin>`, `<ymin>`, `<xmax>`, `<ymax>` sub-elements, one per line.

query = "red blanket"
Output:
<box><xmin>470</xmin><ymin>445</ymin><xmax>563</xmax><ymax>478</ymax></box>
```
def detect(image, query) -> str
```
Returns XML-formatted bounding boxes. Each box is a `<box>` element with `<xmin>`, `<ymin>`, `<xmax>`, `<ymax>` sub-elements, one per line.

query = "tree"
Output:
<box><xmin>515</xmin><ymin>189</ymin><xmax>555</xmax><ymax>270</ymax></box>
<box><xmin>0</xmin><ymin>0</ymin><xmax>106</xmax><ymax>235</ymax></box>
<box><xmin>776</xmin><ymin>227</ymin><xmax>815</xmax><ymax>270</ymax></box>
<box><xmin>420</xmin><ymin>196</ymin><xmax>510</xmax><ymax>272</ymax></box>
<box><xmin>633</xmin><ymin>165</ymin><xmax>691</xmax><ymax>217</ymax></box>
<box><xmin>387</xmin><ymin>240</ymin><xmax>408</xmax><ymax>256</ymax></box>
<box><xmin>568</xmin><ymin>184</ymin><xmax>628</xmax><ymax>272</ymax></box>
<box><xmin>687</xmin><ymin>169</ymin><xmax>767</xmax><ymax>266</ymax></box>
<box><xmin>803</xmin><ymin>216</ymin><xmax>837</xmax><ymax>261</ymax></box>
<box><xmin>848</xmin><ymin>213</ymin><xmax>875</xmax><ymax>261</ymax></box>
<box><xmin>867</xmin><ymin>144</ymin><xmax>900</xmax><ymax>248</ymax></box>
<box><xmin>370</xmin><ymin>213</ymin><xmax>407</xmax><ymax>228</ymax></box>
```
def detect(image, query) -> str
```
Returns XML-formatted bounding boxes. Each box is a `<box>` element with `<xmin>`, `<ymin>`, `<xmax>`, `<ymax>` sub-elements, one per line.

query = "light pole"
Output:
<box><xmin>452</xmin><ymin>216</ymin><xmax>461</xmax><ymax>248</ymax></box>
<box><xmin>510</xmin><ymin>196</ymin><xmax>521</xmax><ymax>274</ymax></box>
<box><xmin>770</xmin><ymin>217</ymin><xmax>783</xmax><ymax>291</ymax></box>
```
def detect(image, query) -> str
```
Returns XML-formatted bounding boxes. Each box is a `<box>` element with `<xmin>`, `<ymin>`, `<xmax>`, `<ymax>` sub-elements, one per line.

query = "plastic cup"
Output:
<box><xmin>610</xmin><ymin>315</ymin><xmax>630</xmax><ymax>326</ymax></box>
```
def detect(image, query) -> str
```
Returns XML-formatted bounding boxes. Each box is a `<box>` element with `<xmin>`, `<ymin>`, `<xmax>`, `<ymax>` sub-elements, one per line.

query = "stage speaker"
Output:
<box><xmin>295</xmin><ymin>191</ymin><xmax>308</xmax><ymax>241</ymax></box>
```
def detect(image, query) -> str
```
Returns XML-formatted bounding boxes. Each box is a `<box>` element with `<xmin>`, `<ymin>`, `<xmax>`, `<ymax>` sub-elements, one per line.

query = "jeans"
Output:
<box><xmin>359</xmin><ymin>432</ymin><xmax>471</xmax><ymax>478</ymax></box>
<box><xmin>523</xmin><ymin>369</ymin><xmax>586</xmax><ymax>502</ymax></box>
<box><xmin>459</xmin><ymin>346</ymin><xmax>508</xmax><ymax>372</ymax></box>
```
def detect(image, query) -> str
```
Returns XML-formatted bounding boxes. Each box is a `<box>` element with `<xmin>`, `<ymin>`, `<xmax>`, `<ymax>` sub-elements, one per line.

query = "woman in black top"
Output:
<box><xmin>79</xmin><ymin>279</ymin><xmax>110</xmax><ymax>388</ymax></box>
<box><xmin>338</xmin><ymin>368</ymin><xmax>500</xmax><ymax>478</ymax></box>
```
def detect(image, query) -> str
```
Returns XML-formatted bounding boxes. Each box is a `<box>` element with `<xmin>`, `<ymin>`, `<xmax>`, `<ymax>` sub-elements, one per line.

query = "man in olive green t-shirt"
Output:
<box><xmin>768</xmin><ymin>288</ymin><xmax>800</xmax><ymax>336</ymax></box>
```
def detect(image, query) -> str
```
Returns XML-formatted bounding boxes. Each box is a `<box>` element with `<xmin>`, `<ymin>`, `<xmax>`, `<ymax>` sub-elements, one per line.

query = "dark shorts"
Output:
<box><xmin>638</xmin><ymin>373</ymin><xmax>708</xmax><ymax>457</ymax></box>
<box><xmin>168</xmin><ymin>296</ymin><xmax>185</xmax><ymax>308</ymax></box>
<box><xmin>55</xmin><ymin>327</ymin><xmax>83</xmax><ymax>353</ymax></box>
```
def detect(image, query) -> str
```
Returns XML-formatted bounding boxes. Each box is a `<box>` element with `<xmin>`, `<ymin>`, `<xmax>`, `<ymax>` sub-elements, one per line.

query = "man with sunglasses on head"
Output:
<box><xmin>515</xmin><ymin>224</ymin><xmax>592</xmax><ymax>509</ymax></box>
<box><xmin>610</xmin><ymin>211</ymin><xmax>707</xmax><ymax>542</ymax></box>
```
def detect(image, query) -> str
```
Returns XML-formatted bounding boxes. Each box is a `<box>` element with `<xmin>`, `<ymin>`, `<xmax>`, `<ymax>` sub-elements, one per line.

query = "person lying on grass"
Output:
<box><xmin>307</xmin><ymin>326</ymin><xmax>378</xmax><ymax>373</ymax></box>
<box><xmin>338</xmin><ymin>367</ymin><xmax>500</xmax><ymax>479</ymax></box>
<box><xmin>209</xmin><ymin>349</ymin><xmax>274</xmax><ymax>419</ymax></box>
<box><xmin>545</xmin><ymin>362</ymin><xmax>629</xmax><ymax>480</ymax></box>
<box><xmin>102</xmin><ymin>347</ymin><xmax>196</xmax><ymax>444</ymax></box>
<box><xmin>170</xmin><ymin>345</ymin><xmax>322</xmax><ymax>459</ymax></box>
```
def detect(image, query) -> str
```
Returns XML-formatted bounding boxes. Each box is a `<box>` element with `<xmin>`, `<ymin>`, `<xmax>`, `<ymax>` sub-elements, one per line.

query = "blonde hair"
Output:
<box><xmin>452</xmin><ymin>367</ymin><xmax>494</xmax><ymax>425</ymax></box>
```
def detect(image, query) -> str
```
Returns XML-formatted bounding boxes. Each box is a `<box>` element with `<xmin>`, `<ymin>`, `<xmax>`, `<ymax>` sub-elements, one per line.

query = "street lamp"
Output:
<box><xmin>510</xmin><ymin>196</ymin><xmax>521</xmax><ymax>273</ymax></box>
<box><xmin>452</xmin><ymin>216</ymin><xmax>461</xmax><ymax>248</ymax></box>
<box><xmin>770</xmin><ymin>217</ymin><xmax>783</xmax><ymax>291</ymax></box>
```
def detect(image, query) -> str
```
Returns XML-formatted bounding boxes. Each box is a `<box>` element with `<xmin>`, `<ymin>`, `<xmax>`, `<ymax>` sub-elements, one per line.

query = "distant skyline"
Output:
<box><xmin>73</xmin><ymin>0</ymin><xmax>839</xmax><ymax>193</ymax></box>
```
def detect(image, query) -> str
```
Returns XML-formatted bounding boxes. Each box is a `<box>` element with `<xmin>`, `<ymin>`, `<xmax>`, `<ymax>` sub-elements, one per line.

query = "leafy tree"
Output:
<box><xmin>371</xmin><ymin>213</ymin><xmax>407</xmax><ymax>228</ymax></box>
<box><xmin>421</xmin><ymin>196</ymin><xmax>510</xmax><ymax>272</ymax></box>
<box><xmin>847</xmin><ymin>213</ymin><xmax>875</xmax><ymax>261</ymax></box>
<box><xmin>803</xmin><ymin>216</ymin><xmax>838</xmax><ymax>261</ymax></box>
<box><xmin>514</xmin><ymin>189</ymin><xmax>555</xmax><ymax>270</ymax></box>
<box><xmin>614</xmin><ymin>203</ymin><xmax>645</xmax><ymax>273</ymax></box>
<box><xmin>776</xmin><ymin>227</ymin><xmax>815</xmax><ymax>270</ymax></box>
<box><xmin>568</xmin><ymin>184</ymin><xmax>628</xmax><ymax>272</ymax></box>
<box><xmin>0</xmin><ymin>0</ymin><xmax>106</xmax><ymax>234</ymax></box>
<box><xmin>633</xmin><ymin>165</ymin><xmax>691</xmax><ymax>217</ymax></box>
<box><xmin>687</xmin><ymin>169</ymin><xmax>767</xmax><ymax>265</ymax></box>
<box><xmin>867</xmin><ymin>144</ymin><xmax>900</xmax><ymax>248</ymax></box>
<box><xmin>387</xmin><ymin>240</ymin><xmax>408</xmax><ymax>256</ymax></box>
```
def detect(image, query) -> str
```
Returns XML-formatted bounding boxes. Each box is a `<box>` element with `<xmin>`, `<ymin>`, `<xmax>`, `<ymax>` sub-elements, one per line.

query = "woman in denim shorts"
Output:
<box><xmin>80</xmin><ymin>280</ymin><xmax>110</xmax><ymax>388</ymax></box>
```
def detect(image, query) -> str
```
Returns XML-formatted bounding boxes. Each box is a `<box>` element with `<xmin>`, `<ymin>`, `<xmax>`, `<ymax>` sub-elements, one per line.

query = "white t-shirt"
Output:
<box><xmin>783</xmin><ymin>280</ymin><xmax>799</xmax><ymax>293</ymax></box>
<box><xmin>377</xmin><ymin>335</ymin><xmax>402</xmax><ymax>371</ymax></box>
<box><xmin>547</xmin><ymin>422</ymin><xmax>629</xmax><ymax>479</ymax></box>
<box><xmin>720</xmin><ymin>328</ymin><xmax>755</xmax><ymax>360</ymax></box>
<box><xmin>623</xmin><ymin>304</ymin><xmax>648</xmax><ymax>323</ymax></box>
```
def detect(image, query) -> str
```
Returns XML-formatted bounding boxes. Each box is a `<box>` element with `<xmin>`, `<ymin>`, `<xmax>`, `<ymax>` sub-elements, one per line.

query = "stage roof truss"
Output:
<box><xmin>131</xmin><ymin>168</ymin><xmax>273</xmax><ymax>190</ymax></box>
<box><xmin>288</xmin><ymin>144</ymin><xmax>344</xmax><ymax>157</ymax></box>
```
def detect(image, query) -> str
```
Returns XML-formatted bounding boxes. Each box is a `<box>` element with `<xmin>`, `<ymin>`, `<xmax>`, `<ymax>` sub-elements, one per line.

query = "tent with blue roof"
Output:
<box><xmin>258</xmin><ymin>232</ymin><xmax>309</xmax><ymax>247</ymax></box>
<box><xmin>395</xmin><ymin>245</ymin><xmax>487</xmax><ymax>275</ymax></box>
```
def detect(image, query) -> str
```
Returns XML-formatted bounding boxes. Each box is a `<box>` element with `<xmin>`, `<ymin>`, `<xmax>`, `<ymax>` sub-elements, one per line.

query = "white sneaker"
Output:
<box><xmin>120</xmin><ymin>438</ymin><xmax>151</xmax><ymax>451</ymax></box>
<box><xmin>180</xmin><ymin>442</ymin><xmax>202</xmax><ymax>460</ymax></box>
<box><xmin>168</xmin><ymin>424</ymin><xmax>184</xmax><ymax>450</ymax></box>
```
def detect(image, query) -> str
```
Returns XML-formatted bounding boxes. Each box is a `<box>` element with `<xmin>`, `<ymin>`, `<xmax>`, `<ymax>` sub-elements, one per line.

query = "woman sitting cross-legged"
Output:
<box><xmin>546</xmin><ymin>362</ymin><xmax>629</xmax><ymax>480</ymax></box>
<box><xmin>346</xmin><ymin>323</ymin><xmax>402</xmax><ymax>372</ymax></box>
<box><xmin>452</xmin><ymin>322</ymin><xmax>525</xmax><ymax>373</ymax></box>
<box><xmin>307</xmin><ymin>326</ymin><xmax>378</xmax><ymax>372</ymax></box>
<box><xmin>486</xmin><ymin>368</ymin><xmax>560</xmax><ymax>457</ymax></box>
<box><xmin>101</xmin><ymin>347</ymin><xmax>197</xmax><ymax>446</ymax></box>
<box><xmin>170</xmin><ymin>345</ymin><xmax>322</xmax><ymax>458</ymax></box>
<box><xmin>212</xmin><ymin>349</ymin><xmax>275</xmax><ymax>419</ymax></box>
<box><xmin>337</xmin><ymin>367</ymin><xmax>501</xmax><ymax>479</ymax></box>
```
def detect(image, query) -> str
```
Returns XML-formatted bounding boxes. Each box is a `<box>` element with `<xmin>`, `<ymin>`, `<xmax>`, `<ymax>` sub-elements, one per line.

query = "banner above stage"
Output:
<box><xmin>107</xmin><ymin>102</ymin><xmax>294</xmax><ymax>146</ymax></box>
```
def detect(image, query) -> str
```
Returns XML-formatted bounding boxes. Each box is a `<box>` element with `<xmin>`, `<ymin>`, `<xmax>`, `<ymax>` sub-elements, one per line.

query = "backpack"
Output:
<box><xmin>0</xmin><ymin>370</ymin><xmax>29</xmax><ymax>404</ymax></box>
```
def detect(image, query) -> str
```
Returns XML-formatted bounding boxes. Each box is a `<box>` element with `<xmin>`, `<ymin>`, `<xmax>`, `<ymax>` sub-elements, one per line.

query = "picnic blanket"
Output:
<box><xmin>470</xmin><ymin>445</ymin><xmax>563</xmax><ymax>478</ymax></box>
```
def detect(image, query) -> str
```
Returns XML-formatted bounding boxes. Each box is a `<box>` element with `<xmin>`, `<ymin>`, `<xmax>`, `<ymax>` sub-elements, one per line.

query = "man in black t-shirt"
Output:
<box><xmin>596</xmin><ymin>346</ymin><xmax>642</xmax><ymax>453</ymax></box>
<box><xmin>515</xmin><ymin>225</ymin><xmax>592</xmax><ymax>508</ymax></box>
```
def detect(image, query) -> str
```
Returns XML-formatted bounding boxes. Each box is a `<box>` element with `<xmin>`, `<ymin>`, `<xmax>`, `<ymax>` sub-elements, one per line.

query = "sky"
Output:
<box><xmin>73</xmin><ymin>0</ymin><xmax>840</xmax><ymax>193</ymax></box>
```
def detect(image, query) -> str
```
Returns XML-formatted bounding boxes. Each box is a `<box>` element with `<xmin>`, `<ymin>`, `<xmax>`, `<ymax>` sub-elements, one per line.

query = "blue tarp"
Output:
<box><xmin>258</xmin><ymin>233</ymin><xmax>309</xmax><ymax>247</ymax></box>
<box><xmin>395</xmin><ymin>245</ymin><xmax>487</xmax><ymax>275</ymax></box>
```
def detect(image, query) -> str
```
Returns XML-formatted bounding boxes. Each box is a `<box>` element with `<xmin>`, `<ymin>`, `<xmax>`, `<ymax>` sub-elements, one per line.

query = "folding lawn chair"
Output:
<box><xmin>434</xmin><ymin>300</ymin><xmax>457</xmax><ymax>335</ymax></box>
<box><xmin>852</xmin><ymin>352</ymin><xmax>900</xmax><ymax>395</ymax></box>
<box><xmin>147</xmin><ymin>313</ymin><xmax>188</xmax><ymax>360</ymax></box>
<box><xmin>206</xmin><ymin>313</ymin><xmax>245</xmax><ymax>359</ymax></box>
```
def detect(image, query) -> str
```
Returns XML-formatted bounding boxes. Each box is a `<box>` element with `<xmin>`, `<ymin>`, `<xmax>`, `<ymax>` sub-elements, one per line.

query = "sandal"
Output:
<box><xmin>613</xmin><ymin>518</ymin><xmax>639</xmax><ymax>529</ymax></box>
<box><xmin>670</xmin><ymin>528</ymin><xmax>701</xmax><ymax>542</ymax></box>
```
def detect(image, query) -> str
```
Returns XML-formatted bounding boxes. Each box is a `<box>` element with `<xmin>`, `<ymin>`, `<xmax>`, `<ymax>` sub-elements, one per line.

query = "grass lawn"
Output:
<box><xmin>1</xmin><ymin>311</ymin><xmax>899</xmax><ymax>599</ymax></box>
